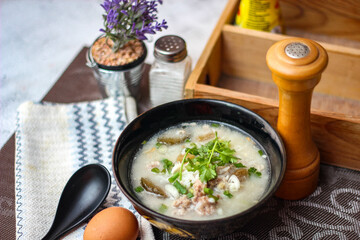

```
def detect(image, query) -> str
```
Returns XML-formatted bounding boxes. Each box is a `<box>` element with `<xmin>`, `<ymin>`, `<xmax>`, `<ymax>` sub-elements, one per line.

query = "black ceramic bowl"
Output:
<box><xmin>112</xmin><ymin>99</ymin><xmax>286</xmax><ymax>239</ymax></box>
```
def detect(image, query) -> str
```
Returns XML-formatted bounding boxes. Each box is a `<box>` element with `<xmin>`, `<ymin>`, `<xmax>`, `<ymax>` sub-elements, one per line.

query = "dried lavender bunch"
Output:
<box><xmin>100</xmin><ymin>0</ymin><xmax>168</xmax><ymax>52</ymax></box>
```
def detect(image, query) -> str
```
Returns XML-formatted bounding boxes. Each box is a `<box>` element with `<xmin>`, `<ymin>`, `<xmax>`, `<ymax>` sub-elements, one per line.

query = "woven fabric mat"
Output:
<box><xmin>14</xmin><ymin>98</ymin><xmax>154</xmax><ymax>240</ymax></box>
<box><xmin>153</xmin><ymin>164</ymin><xmax>360</xmax><ymax>239</ymax></box>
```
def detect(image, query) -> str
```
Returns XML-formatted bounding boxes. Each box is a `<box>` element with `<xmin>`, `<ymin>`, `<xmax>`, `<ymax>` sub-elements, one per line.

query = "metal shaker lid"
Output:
<box><xmin>266</xmin><ymin>37</ymin><xmax>328</xmax><ymax>81</ymax></box>
<box><xmin>285</xmin><ymin>42</ymin><xmax>310</xmax><ymax>59</ymax></box>
<box><xmin>154</xmin><ymin>35</ymin><xmax>187</xmax><ymax>63</ymax></box>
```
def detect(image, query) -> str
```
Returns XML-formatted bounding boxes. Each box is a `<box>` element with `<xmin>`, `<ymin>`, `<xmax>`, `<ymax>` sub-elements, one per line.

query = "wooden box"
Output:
<box><xmin>185</xmin><ymin>0</ymin><xmax>360</xmax><ymax>170</ymax></box>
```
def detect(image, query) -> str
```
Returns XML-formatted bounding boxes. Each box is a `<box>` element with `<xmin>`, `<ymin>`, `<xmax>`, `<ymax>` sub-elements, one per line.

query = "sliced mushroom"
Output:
<box><xmin>158</xmin><ymin>130</ymin><xmax>190</xmax><ymax>145</ymax></box>
<box><xmin>197</xmin><ymin>132</ymin><xmax>215</xmax><ymax>142</ymax></box>
<box><xmin>176</xmin><ymin>153</ymin><xmax>195</xmax><ymax>162</ymax></box>
<box><xmin>140</xmin><ymin>177</ymin><xmax>168</xmax><ymax>198</ymax></box>
<box><xmin>233</xmin><ymin>168</ymin><xmax>248</xmax><ymax>182</ymax></box>
<box><xmin>207</xmin><ymin>177</ymin><xmax>221</xmax><ymax>189</ymax></box>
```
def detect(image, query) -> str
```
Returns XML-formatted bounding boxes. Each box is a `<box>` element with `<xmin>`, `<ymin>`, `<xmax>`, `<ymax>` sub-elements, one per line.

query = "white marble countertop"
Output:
<box><xmin>0</xmin><ymin>0</ymin><xmax>228</xmax><ymax>148</ymax></box>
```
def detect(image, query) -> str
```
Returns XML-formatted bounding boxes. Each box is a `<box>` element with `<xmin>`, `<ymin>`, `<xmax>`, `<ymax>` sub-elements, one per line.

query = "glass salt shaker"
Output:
<box><xmin>149</xmin><ymin>35</ymin><xmax>192</xmax><ymax>107</ymax></box>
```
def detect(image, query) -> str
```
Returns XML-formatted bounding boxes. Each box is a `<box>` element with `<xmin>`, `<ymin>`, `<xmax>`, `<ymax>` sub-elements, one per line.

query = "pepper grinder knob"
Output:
<box><xmin>266</xmin><ymin>38</ymin><xmax>328</xmax><ymax>200</ymax></box>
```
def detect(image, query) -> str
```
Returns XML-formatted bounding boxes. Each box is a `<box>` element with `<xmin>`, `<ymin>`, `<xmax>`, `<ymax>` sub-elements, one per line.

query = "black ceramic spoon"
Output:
<box><xmin>41</xmin><ymin>164</ymin><xmax>111</xmax><ymax>240</ymax></box>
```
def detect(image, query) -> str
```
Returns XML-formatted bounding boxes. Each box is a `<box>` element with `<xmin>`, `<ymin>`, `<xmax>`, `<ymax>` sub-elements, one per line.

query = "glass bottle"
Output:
<box><xmin>149</xmin><ymin>35</ymin><xmax>192</xmax><ymax>107</ymax></box>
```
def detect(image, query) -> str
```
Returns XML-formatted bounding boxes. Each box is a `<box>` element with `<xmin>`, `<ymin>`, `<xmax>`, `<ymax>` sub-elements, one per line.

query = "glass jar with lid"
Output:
<box><xmin>149</xmin><ymin>35</ymin><xmax>192</xmax><ymax>107</ymax></box>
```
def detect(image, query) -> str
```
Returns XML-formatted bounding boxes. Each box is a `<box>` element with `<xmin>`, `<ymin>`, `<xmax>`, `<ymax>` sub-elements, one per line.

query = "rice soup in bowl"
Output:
<box><xmin>131</xmin><ymin>121</ymin><xmax>269</xmax><ymax>220</ymax></box>
<box><xmin>112</xmin><ymin>99</ymin><xmax>286</xmax><ymax>238</ymax></box>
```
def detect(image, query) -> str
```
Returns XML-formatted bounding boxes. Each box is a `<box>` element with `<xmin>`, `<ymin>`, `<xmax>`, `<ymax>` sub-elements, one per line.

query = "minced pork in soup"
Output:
<box><xmin>131</xmin><ymin>122</ymin><xmax>269</xmax><ymax>220</ymax></box>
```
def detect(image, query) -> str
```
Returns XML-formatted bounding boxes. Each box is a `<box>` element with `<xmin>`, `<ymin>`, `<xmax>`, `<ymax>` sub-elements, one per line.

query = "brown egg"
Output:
<box><xmin>84</xmin><ymin>207</ymin><xmax>139</xmax><ymax>240</ymax></box>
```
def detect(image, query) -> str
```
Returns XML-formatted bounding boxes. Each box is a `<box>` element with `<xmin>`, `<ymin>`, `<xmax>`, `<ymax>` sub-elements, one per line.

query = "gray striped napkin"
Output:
<box><xmin>15</xmin><ymin>97</ymin><xmax>154</xmax><ymax>240</ymax></box>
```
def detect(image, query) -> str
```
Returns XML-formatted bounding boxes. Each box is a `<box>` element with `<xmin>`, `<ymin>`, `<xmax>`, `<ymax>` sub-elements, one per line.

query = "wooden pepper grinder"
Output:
<box><xmin>266</xmin><ymin>38</ymin><xmax>328</xmax><ymax>200</ymax></box>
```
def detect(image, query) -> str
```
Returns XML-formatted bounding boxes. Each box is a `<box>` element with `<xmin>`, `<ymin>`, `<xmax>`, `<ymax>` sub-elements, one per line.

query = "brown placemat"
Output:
<box><xmin>2</xmin><ymin>47</ymin><xmax>360</xmax><ymax>240</ymax></box>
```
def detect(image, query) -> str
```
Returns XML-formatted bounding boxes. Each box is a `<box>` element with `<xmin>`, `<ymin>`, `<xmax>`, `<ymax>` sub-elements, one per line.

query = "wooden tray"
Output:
<box><xmin>185</xmin><ymin>0</ymin><xmax>360</xmax><ymax>171</ymax></box>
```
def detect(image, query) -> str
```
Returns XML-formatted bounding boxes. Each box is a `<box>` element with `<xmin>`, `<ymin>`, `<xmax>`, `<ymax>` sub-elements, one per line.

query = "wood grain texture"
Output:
<box><xmin>192</xmin><ymin>83</ymin><xmax>360</xmax><ymax>171</ymax></box>
<box><xmin>280</xmin><ymin>0</ymin><xmax>360</xmax><ymax>48</ymax></box>
<box><xmin>218</xmin><ymin>74</ymin><xmax>360</xmax><ymax>117</ymax></box>
<box><xmin>221</xmin><ymin>25</ymin><xmax>360</xmax><ymax>101</ymax></box>
<box><xmin>266</xmin><ymin>38</ymin><xmax>328</xmax><ymax>199</ymax></box>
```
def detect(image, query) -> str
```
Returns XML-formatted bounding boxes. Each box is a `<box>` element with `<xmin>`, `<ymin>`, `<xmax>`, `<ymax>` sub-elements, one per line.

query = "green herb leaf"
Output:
<box><xmin>134</xmin><ymin>186</ymin><xmax>144</xmax><ymax>193</ymax></box>
<box><xmin>168</xmin><ymin>172</ymin><xmax>179</xmax><ymax>183</ymax></box>
<box><xmin>161</xmin><ymin>159</ymin><xmax>174</xmax><ymax>173</ymax></box>
<box><xmin>179</xmin><ymin>149</ymin><xmax>191</xmax><ymax>180</ymax></box>
<box><xmin>141</xmin><ymin>140</ymin><xmax>147</xmax><ymax>145</ymax></box>
<box><xmin>204</xmin><ymin>188</ymin><xmax>219</xmax><ymax>201</ymax></box>
<box><xmin>223</xmin><ymin>190</ymin><xmax>233</xmax><ymax>198</ymax></box>
<box><xmin>151</xmin><ymin>168</ymin><xmax>160</xmax><ymax>173</ymax></box>
<box><xmin>211</xmin><ymin>123</ymin><xmax>220</xmax><ymax>127</ymax></box>
<box><xmin>209</xmin><ymin>195</ymin><xmax>219</xmax><ymax>201</ymax></box>
<box><xmin>199</xmin><ymin>165</ymin><xmax>217</xmax><ymax>183</ymax></box>
<box><xmin>178</xmin><ymin>132</ymin><xmax>240</xmax><ymax>185</ymax></box>
<box><xmin>186</xmin><ymin>192</ymin><xmax>194</xmax><ymax>198</ymax></box>
<box><xmin>155</xmin><ymin>142</ymin><xmax>162</xmax><ymax>149</ymax></box>
<box><xmin>159</xmin><ymin>204</ymin><xmax>168</xmax><ymax>213</ymax></box>
<box><xmin>234</xmin><ymin>162</ymin><xmax>246</xmax><ymax>168</ymax></box>
<box><xmin>206</xmin><ymin>137</ymin><xmax>218</xmax><ymax>166</ymax></box>
<box><xmin>258</xmin><ymin>150</ymin><xmax>264</xmax><ymax>156</ymax></box>
<box><xmin>204</xmin><ymin>187</ymin><xmax>213</xmax><ymax>195</ymax></box>
<box><xmin>173</xmin><ymin>180</ymin><xmax>187</xmax><ymax>194</ymax></box>
<box><xmin>248</xmin><ymin>167</ymin><xmax>262</xmax><ymax>177</ymax></box>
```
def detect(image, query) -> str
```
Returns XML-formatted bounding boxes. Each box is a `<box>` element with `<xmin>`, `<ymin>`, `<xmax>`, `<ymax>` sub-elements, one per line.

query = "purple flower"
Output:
<box><xmin>154</xmin><ymin>19</ymin><xmax>167</xmax><ymax>31</ymax></box>
<box><xmin>120</xmin><ymin>10</ymin><xmax>128</xmax><ymax>16</ymax></box>
<box><xmin>100</xmin><ymin>0</ymin><xmax>168</xmax><ymax>52</ymax></box>
<box><xmin>135</xmin><ymin>30</ymin><xmax>147</xmax><ymax>40</ymax></box>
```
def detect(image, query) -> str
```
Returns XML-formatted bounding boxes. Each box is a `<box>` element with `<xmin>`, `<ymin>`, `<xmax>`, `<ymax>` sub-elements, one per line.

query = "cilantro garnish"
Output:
<box><xmin>199</xmin><ymin>165</ymin><xmax>217</xmax><ymax>183</ymax></box>
<box><xmin>204</xmin><ymin>187</ymin><xmax>213</xmax><ymax>195</ymax></box>
<box><xmin>159</xmin><ymin>204</ymin><xmax>168</xmax><ymax>213</ymax></box>
<box><xmin>248</xmin><ymin>167</ymin><xmax>262</xmax><ymax>177</ymax></box>
<box><xmin>155</xmin><ymin>142</ymin><xmax>162</xmax><ymax>149</ymax></box>
<box><xmin>161</xmin><ymin>159</ymin><xmax>174</xmax><ymax>173</ymax></box>
<box><xmin>204</xmin><ymin>187</ymin><xmax>219</xmax><ymax>201</ymax></box>
<box><xmin>183</xmin><ymin>132</ymin><xmax>239</xmax><ymax>183</ymax></box>
<box><xmin>179</xmin><ymin>149</ymin><xmax>191</xmax><ymax>180</ymax></box>
<box><xmin>233</xmin><ymin>162</ymin><xmax>246</xmax><ymax>168</ymax></box>
<box><xmin>223</xmin><ymin>190</ymin><xmax>233</xmax><ymax>198</ymax></box>
<box><xmin>168</xmin><ymin>172</ymin><xmax>179</xmax><ymax>183</ymax></box>
<box><xmin>151</xmin><ymin>168</ymin><xmax>160</xmax><ymax>173</ymax></box>
<box><xmin>211</xmin><ymin>123</ymin><xmax>220</xmax><ymax>127</ymax></box>
<box><xmin>141</xmin><ymin>140</ymin><xmax>147</xmax><ymax>145</ymax></box>
<box><xmin>258</xmin><ymin>149</ymin><xmax>264</xmax><ymax>156</ymax></box>
<box><xmin>207</xmin><ymin>137</ymin><xmax>218</xmax><ymax>167</ymax></box>
<box><xmin>134</xmin><ymin>186</ymin><xmax>144</xmax><ymax>193</ymax></box>
<box><xmin>173</xmin><ymin>180</ymin><xmax>187</xmax><ymax>194</ymax></box>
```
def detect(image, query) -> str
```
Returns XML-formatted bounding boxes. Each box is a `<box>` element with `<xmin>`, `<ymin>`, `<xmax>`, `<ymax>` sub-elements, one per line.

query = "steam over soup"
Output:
<box><xmin>131</xmin><ymin>122</ymin><xmax>269</xmax><ymax>220</ymax></box>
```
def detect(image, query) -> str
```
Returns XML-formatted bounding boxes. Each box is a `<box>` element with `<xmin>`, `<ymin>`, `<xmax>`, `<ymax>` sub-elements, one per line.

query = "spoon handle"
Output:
<box><xmin>40</xmin><ymin>164</ymin><xmax>111</xmax><ymax>240</ymax></box>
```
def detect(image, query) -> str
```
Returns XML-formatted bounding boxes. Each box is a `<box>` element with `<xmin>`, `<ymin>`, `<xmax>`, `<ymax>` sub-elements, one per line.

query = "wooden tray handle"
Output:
<box><xmin>266</xmin><ymin>38</ymin><xmax>328</xmax><ymax>200</ymax></box>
